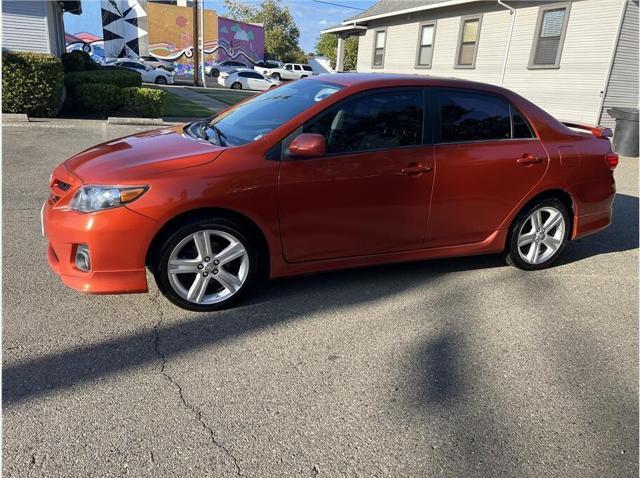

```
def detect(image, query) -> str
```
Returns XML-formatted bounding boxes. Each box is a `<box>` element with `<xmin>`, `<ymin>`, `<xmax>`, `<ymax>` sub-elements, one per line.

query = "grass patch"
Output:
<box><xmin>189</xmin><ymin>87</ymin><xmax>256</xmax><ymax>106</ymax></box>
<box><xmin>163</xmin><ymin>91</ymin><xmax>213</xmax><ymax>118</ymax></box>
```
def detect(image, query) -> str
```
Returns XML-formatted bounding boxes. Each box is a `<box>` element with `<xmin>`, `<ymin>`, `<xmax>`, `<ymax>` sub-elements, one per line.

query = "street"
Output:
<box><xmin>3</xmin><ymin>119</ymin><xmax>638</xmax><ymax>477</ymax></box>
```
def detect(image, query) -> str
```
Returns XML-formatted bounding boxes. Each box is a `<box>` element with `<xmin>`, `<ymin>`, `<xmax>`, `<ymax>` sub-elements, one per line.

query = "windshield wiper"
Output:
<box><xmin>208</xmin><ymin>124</ymin><xmax>227</xmax><ymax>147</ymax></box>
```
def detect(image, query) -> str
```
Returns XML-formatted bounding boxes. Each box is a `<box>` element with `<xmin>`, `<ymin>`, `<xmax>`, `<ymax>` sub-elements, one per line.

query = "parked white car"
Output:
<box><xmin>139</xmin><ymin>55</ymin><xmax>177</xmax><ymax>72</ymax></box>
<box><xmin>205</xmin><ymin>59</ymin><xmax>251</xmax><ymax>77</ymax></box>
<box><xmin>115</xmin><ymin>59</ymin><xmax>175</xmax><ymax>84</ymax></box>
<box><xmin>269</xmin><ymin>63</ymin><xmax>316</xmax><ymax>81</ymax></box>
<box><xmin>217</xmin><ymin>69</ymin><xmax>280</xmax><ymax>91</ymax></box>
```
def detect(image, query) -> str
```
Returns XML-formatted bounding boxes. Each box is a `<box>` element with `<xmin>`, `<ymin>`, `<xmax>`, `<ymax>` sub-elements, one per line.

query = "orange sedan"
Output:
<box><xmin>43</xmin><ymin>74</ymin><xmax>617</xmax><ymax>311</ymax></box>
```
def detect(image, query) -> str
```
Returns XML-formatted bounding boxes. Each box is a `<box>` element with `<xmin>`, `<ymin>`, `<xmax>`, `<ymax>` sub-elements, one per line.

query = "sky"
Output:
<box><xmin>64</xmin><ymin>0</ymin><xmax>376</xmax><ymax>53</ymax></box>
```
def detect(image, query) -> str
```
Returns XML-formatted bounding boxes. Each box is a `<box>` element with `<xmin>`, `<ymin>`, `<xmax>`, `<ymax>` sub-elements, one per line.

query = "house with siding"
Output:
<box><xmin>2</xmin><ymin>1</ymin><xmax>82</xmax><ymax>56</ymax></box>
<box><xmin>322</xmin><ymin>0</ymin><xmax>639</xmax><ymax>130</ymax></box>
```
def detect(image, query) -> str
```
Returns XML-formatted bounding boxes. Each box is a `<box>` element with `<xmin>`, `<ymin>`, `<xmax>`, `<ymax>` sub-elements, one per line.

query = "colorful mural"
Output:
<box><xmin>146</xmin><ymin>1</ymin><xmax>217</xmax><ymax>76</ymax></box>
<box><xmin>215</xmin><ymin>17</ymin><xmax>264</xmax><ymax>64</ymax></box>
<box><xmin>101</xmin><ymin>0</ymin><xmax>148</xmax><ymax>58</ymax></box>
<box><xmin>66</xmin><ymin>2</ymin><xmax>265</xmax><ymax>77</ymax></box>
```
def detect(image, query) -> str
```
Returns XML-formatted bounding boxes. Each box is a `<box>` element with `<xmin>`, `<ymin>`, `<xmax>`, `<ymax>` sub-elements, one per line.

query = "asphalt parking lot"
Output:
<box><xmin>3</xmin><ymin>119</ymin><xmax>638</xmax><ymax>477</ymax></box>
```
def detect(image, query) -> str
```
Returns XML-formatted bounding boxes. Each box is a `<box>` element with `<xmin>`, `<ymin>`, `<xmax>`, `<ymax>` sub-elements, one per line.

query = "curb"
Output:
<box><xmin>2</xmin><ymin>113</ymin><xmax>29</xmax><ymax>122</ymax></box>
<box><xmin>107</xmin><ymin>117</ymin><xmax>164</xmax><ymax>126</ymax></box>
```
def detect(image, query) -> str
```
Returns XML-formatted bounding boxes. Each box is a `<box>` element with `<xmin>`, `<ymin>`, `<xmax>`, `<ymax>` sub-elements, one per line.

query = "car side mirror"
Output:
<box><xmin>289</xmin><ymin>133</ymin><xmax>326</xmax><ymax>159</ymax></box>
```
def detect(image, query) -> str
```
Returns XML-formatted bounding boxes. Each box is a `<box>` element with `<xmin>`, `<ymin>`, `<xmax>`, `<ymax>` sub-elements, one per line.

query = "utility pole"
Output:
<box><xmin>192</xmin><ymin>0</ymin><xmax>200</xmax><ymax>87</ymax></box>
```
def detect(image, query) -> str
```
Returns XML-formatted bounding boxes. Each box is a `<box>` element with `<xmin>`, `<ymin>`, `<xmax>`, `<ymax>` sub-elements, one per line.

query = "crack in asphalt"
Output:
<box><xmin>151</xmin><ymin>294</ymin><xmax>242</xmax><ymax>476</ymax></box>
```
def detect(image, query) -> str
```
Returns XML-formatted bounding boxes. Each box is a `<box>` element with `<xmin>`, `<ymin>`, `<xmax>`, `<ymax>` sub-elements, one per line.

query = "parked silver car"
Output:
<box><xmin>205</xmin><ymin>59</ymin><xmax>251</xmax><ymax>77</ymax></box>
<box><xmin>139</xmin><ymin>55</ymin><xmax>176</xmax><ymax>72</ymax></box>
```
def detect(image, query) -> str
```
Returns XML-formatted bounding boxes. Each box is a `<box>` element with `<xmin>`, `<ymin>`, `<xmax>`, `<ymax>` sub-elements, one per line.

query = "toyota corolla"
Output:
<box><xmin>42</xmin><ymin>74</ymin><xmax>617</xmax><ymax>311</ymax></box>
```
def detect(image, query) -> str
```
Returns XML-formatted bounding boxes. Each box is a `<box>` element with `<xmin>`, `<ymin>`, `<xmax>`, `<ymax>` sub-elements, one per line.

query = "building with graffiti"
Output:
<box><xmin>66</xmin><ymin>0</ymin><xmax>265</xmax><ymax>77</ymax></box>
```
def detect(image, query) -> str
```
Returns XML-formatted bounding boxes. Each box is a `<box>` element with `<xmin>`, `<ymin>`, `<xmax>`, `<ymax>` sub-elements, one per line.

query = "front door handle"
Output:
<box><xmin>517</xmin><ymin>154</ymin><xmax>542</xmax><ymax>165</ymax></box>
<box><xmin>401</xmin><ymin>163</ymin><xmax>432</xmax><ymax>175</ymax></box>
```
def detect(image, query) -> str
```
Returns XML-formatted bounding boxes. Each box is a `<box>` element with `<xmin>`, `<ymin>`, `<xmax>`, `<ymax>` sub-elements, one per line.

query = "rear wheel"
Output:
<box><xmin>153</xmin><ymin>219</ymin><xmax>259</xmax><ymax>311</ymax></box>
<box><xmin>231</xmin><ymin>82</ymin><xmax>242</xmax><ymax>90</ymax></box>
<box><xmin>505</xmin><ymin>198</ymin><xmax>569</xmax><ymax>270</ymax></box>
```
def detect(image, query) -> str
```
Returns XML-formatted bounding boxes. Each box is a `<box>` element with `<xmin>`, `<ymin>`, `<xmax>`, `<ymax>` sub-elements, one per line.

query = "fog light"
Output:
<box><xmin>75</xmin><ymin>244</ymin><xmax>91</xmax><ymax>272</ymax></box>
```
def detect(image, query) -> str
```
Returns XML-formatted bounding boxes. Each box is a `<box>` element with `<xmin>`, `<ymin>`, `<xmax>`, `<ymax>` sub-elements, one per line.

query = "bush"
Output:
<box><xmin>75</xmin><ymin>83</ymin><xmax>122</xmax><ymax>116</ymax></box>
<box><xmin>61</xmin><ymin>51</ymin><xmax>84</xmax><ymax>72</ymax></box>
<box><xmin>61</xmin><ymin>50</ymin><xmax>99</xmax><ymax>72</ymax></box>
<box><xmin>65</xmin><ymin>67</ymin><xmax>141</xmax><ymax>95</ymax></box>
<box><xmin>2</xmin><ymin>51</ymin><xmax>64</xmax><ymax>117</ymax></box>
<box><xmin>121</xmin><ymin>87</ymin><xmax>167</xmax><ymax>117</ymax></box>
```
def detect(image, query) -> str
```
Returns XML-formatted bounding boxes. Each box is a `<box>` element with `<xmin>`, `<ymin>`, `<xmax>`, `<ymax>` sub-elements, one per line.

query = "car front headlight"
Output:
<box><xmin>71</xmin><ymin>185</ymin><xmax>148</xmax><ymax>213</ymax></box>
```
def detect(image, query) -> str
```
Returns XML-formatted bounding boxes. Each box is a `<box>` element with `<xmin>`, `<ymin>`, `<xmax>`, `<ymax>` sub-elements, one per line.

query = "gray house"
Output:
<box><xmin>2</xmin><ymin>1</ymin><xmax>82</xmax><ymax>56</ymax></box>
<box><xmin>322</xmin><ymin>0</ymin><xmax>639</xmax><ymax>129</ymax></box>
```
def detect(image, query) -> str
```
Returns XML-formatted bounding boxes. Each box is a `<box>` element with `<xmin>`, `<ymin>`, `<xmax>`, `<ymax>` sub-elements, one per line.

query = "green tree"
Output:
<box><xmin>315</xmin><ymin>34</ymin><xmax>358</xmax><ymax>71</ymax></box>
<box><xmin>222</xmin><ymin>0</ymin><xmax>306</xmax><ymax>63</ymax></box>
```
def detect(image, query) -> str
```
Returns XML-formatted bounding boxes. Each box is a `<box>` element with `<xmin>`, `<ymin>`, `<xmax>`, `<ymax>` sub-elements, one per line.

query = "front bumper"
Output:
<box><xmin>42</xmin><ymin>199</ymin><xmax>158</xmax><ymax>294</ymax></box>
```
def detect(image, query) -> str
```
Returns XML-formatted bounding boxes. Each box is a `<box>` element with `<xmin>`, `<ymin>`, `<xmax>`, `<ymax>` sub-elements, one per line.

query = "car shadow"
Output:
<box><xmin>3</xmin><ymin>255</ymin><xmax>503</xmax><ymax>408</ymax></box>
<box><xmin>3</xmin><ymin>193</ymin><xmax>637</xmax><ymax>408</ymax></box>
<box><xmin>564</xmin><ymin>193</ymin><xmax>638</xmax><ymax>261</ymax></box>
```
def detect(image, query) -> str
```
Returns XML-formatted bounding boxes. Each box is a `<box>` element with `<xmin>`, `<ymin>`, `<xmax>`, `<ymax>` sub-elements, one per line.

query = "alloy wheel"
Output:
<box><xmin>167</xmin><ymin>229</ymin><xmax>249</xmax><ymax>305</ymax></box>
<box><xmin>517</xmin><ymin>206</ymin><xmax>566</xmax><ymax>265</ymax></box>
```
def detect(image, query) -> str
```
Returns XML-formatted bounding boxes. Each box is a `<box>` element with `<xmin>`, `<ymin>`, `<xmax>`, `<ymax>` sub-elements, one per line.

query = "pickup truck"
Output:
<box><xmin>264</xmin><ymin>63</ymin><xmax>316</xmax><ymax>81</ymax></box>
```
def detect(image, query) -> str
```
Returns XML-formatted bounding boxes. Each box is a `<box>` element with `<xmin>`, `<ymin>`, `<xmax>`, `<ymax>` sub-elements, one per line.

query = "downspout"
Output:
<box><xmin>497</xmin><ymin>0</ymin><xmax>516</xmax><ymax>86</ymax></box>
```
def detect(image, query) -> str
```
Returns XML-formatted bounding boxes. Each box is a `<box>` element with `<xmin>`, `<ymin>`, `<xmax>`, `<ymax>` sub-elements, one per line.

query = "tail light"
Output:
<box><xmin>604</xmin><ymin>152</ymin><xmax>619</xmax><ymax>170</ymax></box>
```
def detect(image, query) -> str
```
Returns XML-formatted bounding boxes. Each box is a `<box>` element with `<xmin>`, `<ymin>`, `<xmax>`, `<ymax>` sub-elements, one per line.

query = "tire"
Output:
<box><xmin>271</xmin><ymin>73</ymin><xmax>280</xmax><ymax>81</ymax></box>
<box><xmin>210</xmin><ymin>69</ymin><xmax>219</xmax><ymax>78</ymax></box>
<box><xmin>231</xmin><ymin>82</ymin><xmax>242</xmax><ymax>90</ymax></box>
<box><xmin>155</xmin><ymin>76</ymin><xmax>167</xmax><ymax>85</ymax></box>
<box><xmin>300</xmin><ymin>75</ymin><xmax>308</xmax><ymax>78</ymax></box>
<box><xmin>152</xmin><ymin>218</ymin><xmax>260</xmax><ymax>312</ymax></box>
<box><xmin>505</xmin><ymin>198</ymin><xmax>570</xmax><ymax>270</ymax></box>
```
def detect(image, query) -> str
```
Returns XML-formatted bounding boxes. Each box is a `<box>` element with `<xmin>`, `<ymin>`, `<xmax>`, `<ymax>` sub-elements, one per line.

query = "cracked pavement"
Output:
<box><xmin>3</xmin><ymin>119</ymin><xmax>638</xmax><ymax>477</ymax></box>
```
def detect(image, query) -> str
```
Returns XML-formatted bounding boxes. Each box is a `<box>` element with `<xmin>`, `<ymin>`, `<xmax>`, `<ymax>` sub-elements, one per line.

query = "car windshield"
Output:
<box><xmin>205</xmin><ymin>80</ymin><xmax>343</xmax><ymax>146</ymax></box>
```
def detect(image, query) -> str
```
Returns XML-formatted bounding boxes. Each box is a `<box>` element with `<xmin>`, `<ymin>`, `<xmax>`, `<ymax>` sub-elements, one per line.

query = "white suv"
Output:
<box><xmin>270</xmin><ymin>63</ymin><xmax>315</xmax><ymax>81</ymax></box>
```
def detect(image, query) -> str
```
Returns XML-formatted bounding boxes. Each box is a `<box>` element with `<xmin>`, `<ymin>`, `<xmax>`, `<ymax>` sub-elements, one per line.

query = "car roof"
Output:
<box><xmin>308</xmin><ymin>72</ymin><xmax>515</xmax><ymax>96</ymax></box>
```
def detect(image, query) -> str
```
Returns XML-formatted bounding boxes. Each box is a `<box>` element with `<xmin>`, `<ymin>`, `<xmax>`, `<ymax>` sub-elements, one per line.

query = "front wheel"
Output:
<box><xmin>155</xmin><ymin>76</ymin><xmax>167</xmax><ymax>84</ymax></box>
<box><xmin>505</xmin><ymin>198</ymin><xmax>570</xmax><ymax>270</ymax></box>
<box><xmin>153</xmin><ymin>219</ymin><xmax>260</xmax><ymax>311</ymax></box>
<box><xmin>231</xmin><ymin>82</ymin><xmax>242</xmax><ymax>90</ymax></box>
<box><xmin>271</xmin><ymin>73</ymin><xmax>280</xmax><ymax>81</ymax></box>
<box><xmin>210</xmin><ymin>68</ymin><xmax>219</xmax><ymax>77</ymax></box>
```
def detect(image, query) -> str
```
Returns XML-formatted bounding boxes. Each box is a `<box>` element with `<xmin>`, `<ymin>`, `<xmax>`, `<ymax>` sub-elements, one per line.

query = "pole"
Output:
<box><xmin>193</xmin><ymin>0</ymin><xmax>200</xmax><ymax>87</ymax></box>
<box><xmin>199</xmin><ymin>0</ymin><xmax>206</xmax><ymax>87</ymax></box>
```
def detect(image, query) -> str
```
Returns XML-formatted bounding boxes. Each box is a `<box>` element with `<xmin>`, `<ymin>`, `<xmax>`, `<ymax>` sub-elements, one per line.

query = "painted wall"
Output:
<box><xmin>147</xmin><ymin>1</ymin><xmax>217</xmax><ymax>76</ymax></box>
<box><xmin>216</xmin><ymin>17</ymin><xmax>264</xmax><ymax>63</ymax></box>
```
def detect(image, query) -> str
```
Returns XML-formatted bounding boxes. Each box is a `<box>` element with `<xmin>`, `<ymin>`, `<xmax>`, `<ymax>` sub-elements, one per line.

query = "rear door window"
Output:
<box><xmin>303</xmin><ymin>89</ymin><xmax>424</xmax><ymax>155</ymax></box>
<box><xmin>435</xmin><ymin>89</ymin><xmax>536</xmax><ymax>143</ymax></box>
<box><xmin>437</xmin><ymin>90</ymin><xmax>511</xmax><ymax>142</ymax></box>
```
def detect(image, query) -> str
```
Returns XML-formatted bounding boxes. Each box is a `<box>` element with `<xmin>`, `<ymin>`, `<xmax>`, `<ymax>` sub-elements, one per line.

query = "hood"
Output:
<box><xmin>65</xmin><ymin>126</ymin><xmax>225</xmax><ymax>183</ymax></box>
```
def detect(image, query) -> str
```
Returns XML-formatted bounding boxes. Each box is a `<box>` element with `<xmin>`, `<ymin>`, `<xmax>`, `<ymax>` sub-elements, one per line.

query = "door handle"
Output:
<box><xmin>401</xmin><ymin>163</ymin><xmax>432</xmax><ymax>175</ymax></box>
<box><xmin>517</xmin><ymin>154</ymin><xmax>542</xmax><ymax>165</ymax></box>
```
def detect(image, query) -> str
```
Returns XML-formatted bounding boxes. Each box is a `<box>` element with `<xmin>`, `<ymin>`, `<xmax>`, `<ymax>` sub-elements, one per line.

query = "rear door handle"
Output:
<box><xmin>517</xmin><ymin>154</ymin><xmax>542</xmax><ymax>165</ymax></box>
<box><xmin>401</xmin><ymin>163</ymin><xmax>432</xmax><ymax>175</ymax></box>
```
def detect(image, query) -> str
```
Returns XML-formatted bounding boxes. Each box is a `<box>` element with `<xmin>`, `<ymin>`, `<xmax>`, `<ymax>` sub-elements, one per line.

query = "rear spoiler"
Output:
<box><xmin>562</xmin><ymin>121</ymin><xmax>613</xmax><ymax>139</ymax></box>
